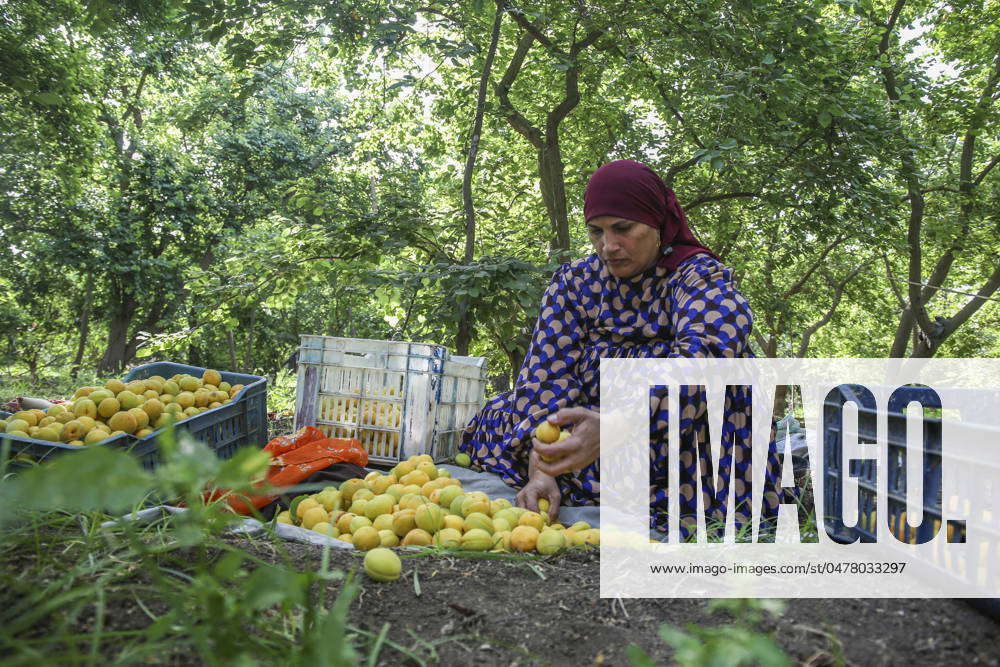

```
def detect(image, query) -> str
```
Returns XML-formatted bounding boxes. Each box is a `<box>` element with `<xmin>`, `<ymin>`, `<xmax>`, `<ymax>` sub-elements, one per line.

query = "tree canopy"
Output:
<box><xmin>2</xmin><ymin>0</ymin><xmax>997</xmax><ymax>389</ymax></box>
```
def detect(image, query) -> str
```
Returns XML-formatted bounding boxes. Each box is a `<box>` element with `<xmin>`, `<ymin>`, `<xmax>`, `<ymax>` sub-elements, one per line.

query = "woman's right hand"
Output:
<box><xmin>516</xmin><ymin>470</ymin><xmax>561</xmax><ymax>524</ymax></box>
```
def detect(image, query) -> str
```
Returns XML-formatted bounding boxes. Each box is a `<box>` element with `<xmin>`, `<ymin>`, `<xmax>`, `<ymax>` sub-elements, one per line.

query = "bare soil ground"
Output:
<box><xmin>230</xmin><ymin>536</ymin><xmax>1000</xmax><ymax>666</ymax></box>
<box><xmin>7</xmin><ymin>527</ymin><xmax>1000</xmax><ymax>666</ymax></box>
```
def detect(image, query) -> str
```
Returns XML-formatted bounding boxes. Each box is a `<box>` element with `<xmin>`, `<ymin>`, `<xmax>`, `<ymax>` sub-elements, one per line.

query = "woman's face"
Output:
<box><xmin>587</xmin><ymin>216</ymin><xmax>661</xmax><ymax>278</ymax></box>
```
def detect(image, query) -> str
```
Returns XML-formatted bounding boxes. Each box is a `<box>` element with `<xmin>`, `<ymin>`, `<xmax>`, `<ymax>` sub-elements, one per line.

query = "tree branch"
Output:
<box><xmin>974</xmin><ymin>154</ymin><xmax>1000</xmax><ymax>185</ymax></box>
<box><xmin>123</xmin><ymin>68</ymin><xmax>150</xmax><ymax>156</ymax></box>
<box><xmin>571</xmin><ymin>27</ymin><xmax>605</xmax><ymax>54</ymax></box>
<box><xmin>751</xmin><ymin>328</ymin><xmax>770</xmax><ymax>355</ymax></box>
<box><xmin>463</xmin><ymin>0</ymin><xmax>504</xmax><ymax>264</ymax></box>
<box><xmin>938</xmin><ymin>261</ymin><xmax>1000</xmax><ymax>342</ymax></box>
<box><xmin>781</xmin><ymin>234</ymin><xmax>846</xmax><ymax>300</ymax></box>
<box><xmin>919</xmin><ymin>50</ymin><xmax>1000</xmax><ymax>304</ymax></box>
<box><xmin>413</xmin><ymin>6</ymin><xmax>465</xmax><ymax>26</ymax></box>
<box><xmin>881</xmin><ymin>252</ymin><xmax>907</xmax><ymax>310</ymax></box>
<box><xmin>494</xmin><ymin>30</ymin><xmax>543</xmax><ymax>149</ymax></box>
<box><xmin>876</xmin><ymin>0</ymin><xmax>935</xmax><ymax>337</ymax></box>
<box><xmin>901</xmin><ymin>185</ymin><xmax>960</xmax><ymax>201</ymax></box>
<box><xmin>796</xmin><ymin>262</ymin><xmax>868</xmax><ymax>357</ymax></box>
<box><xmin>663</xmin><ymin>154</ymin><xmax>702</xmax><ymax>189</ymax></box>
<box><xmin>508</xmin><ymin>10</ymin><xmax>564</xmax><ymax>56</ymax></box>
<box><xmin>878</xmin><ymin>0</ymin><xmax>907</xmax><ymax>57</ymax></box>
<box><xmin>98</xmin><ymin>104</ymin><xmax>125</xmax><ymax>156</ymax></box>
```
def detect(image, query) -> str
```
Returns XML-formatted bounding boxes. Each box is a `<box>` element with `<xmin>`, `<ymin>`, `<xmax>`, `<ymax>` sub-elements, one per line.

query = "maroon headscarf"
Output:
<box><xmin>583</xmin><ymin>160</ymin><xmax>718</xmax><ymax>271</ymax></box>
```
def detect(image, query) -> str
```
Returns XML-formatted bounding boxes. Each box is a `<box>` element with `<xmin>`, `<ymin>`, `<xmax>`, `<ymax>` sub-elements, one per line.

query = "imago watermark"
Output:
<box><xmin>599</xmin><ymin>359</ymin><xmax>1000</xmax><ymax>598</ymax></box>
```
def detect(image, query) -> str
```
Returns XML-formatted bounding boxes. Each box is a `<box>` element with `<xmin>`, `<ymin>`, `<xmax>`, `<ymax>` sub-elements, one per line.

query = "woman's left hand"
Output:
<box><xmin>531</xmin><ymin>407</ymin><xmax>600</xmax><ymax>476</ymax></box>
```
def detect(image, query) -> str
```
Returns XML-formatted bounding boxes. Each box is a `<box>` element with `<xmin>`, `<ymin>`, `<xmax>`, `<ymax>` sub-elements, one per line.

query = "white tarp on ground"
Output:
<box><xmin>100</xmin><ymin>464</ymin><xmax>601</xmax><ymax>550</ymax></box>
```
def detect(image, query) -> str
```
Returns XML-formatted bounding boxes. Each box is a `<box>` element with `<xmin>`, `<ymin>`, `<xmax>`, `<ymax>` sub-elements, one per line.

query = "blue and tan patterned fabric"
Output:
<box><xmin>458</xmin><ymin>252</ymin><xmax>785</xmax><ymax>536</ymax></box>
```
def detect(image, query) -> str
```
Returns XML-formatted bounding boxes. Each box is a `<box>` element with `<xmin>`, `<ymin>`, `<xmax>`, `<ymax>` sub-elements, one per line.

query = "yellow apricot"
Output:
<box><xmin>537</xmin><ymin>529</ymin><xmax>566</xmax><ymax>555</ymax></box>
<box><xmin>301</xmin><ymin>506</ymin><xmax>329</xmax><ymax>531</ymax></box>
<box><xmin>364</xmin><ymin>547</ymin><xmax>402</xmax><ymax>582</ymax></box>
<box><xmin>297</xmin><ymin>498</ymin><xmax>320</xmax><ymax>520</ymax></box>
<box><xmin>510</xmin><ymin>525</ymin><xmax>540</xmax><ymax>552</ymax></box>
<box><xmin>402</xmin><ymin>528</ymin><xmax>432</xmax><ymax>546</ymax></box>
<box><xmin>352</xmin><ymin>526</ymin><xmax>381</xmax><ymax>551</ymax></box>
<box><xmin>518</xmin><ymin>511</ymin><xmax>546</xmax><ymax>531</ymax></box>
<box><xmin>392</xmin><ymin>509</ymin><xmax>417</xmax><ymax>537</ymax></box>
<box><xmin>534</xmin><ymin>421</ymin><xmax>560</xmax><ymax>443</ymax></box>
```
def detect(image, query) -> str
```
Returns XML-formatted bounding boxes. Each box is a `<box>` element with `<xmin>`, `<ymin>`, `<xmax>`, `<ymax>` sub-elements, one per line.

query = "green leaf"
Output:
<box><xmin>288</xmin><ymin>494</ymin><xmax>311</xmax><ymax>521</ymax></box>
<box><xmin>214</xmin><ymin>447</ymin><xmax>272</xmax><ymax>489</ymax></box>
<box><xmin>31</xmin><ymin>92</ymin><xmax>63</xmax><ymax>105</ymax></box>
<box><xmin>212</xmin><ymin>552</ymin><xmax>245</xmax><ymax>581</ymax></box>
<box><xmin>301</xmin><ymin>576</ymin><xmax>359</xmax><ymax>665</ymax></box>
<box><xmin>625</xmin><ymin>644</ymin><xmax>657</xmax><ymax>667</ymax></box>
<box><xmin>818</xmin><ymin>110</ymin><xmax>832</xmax><ymax>128</ymax></box>
<box><xmin>762</xmin><ymin>53</ymin><xmax>775</xmax><ymax>65</ymax></box>
<box><xmin>4</xmin><ymin>446</ymin><xmax>152</xmax><ymax>515</ymax></box>
<box><xmin>243</xmin><ymin>564</ymin><xmax>309</xmax><ymax>611</ymax></box>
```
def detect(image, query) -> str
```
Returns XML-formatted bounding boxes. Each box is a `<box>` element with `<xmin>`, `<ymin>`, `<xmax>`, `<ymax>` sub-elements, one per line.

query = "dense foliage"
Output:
<box><xmin>2</xmin><ymin>0</ymin><xmax>998</xmax><ymax>392</ymax></box>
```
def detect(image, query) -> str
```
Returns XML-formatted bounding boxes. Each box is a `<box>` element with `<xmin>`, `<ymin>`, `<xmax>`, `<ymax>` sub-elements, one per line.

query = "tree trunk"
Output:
<box><xmin>26</xmin><ymin>351</ymin><xmax>39</xmax><ymax>386</ymax></box>
<box><xmin>187</xmin><ymin>248</ymin><xmax>216</xmax><ymax>366</ymax></box>
<box><xmin>504</xmin><ymin>345</ymin><xmax>524</xmax><ymax>389</ymax></box>
<box><xmin>226</xmin><ymin>330</ymin><xmax>238</xmax><ymax>370</ymax></box>
<box><xmin>773</xmin><ymin>384</ymin><xmax>789</xmax><ymax>420</ymax></box>
<box><xmin>888</xmin><ymin>307</ymin><xmax>911</xmax><ymax>357</ymax></box>
<box><xmin>455</xmin><ymin>318</ymin><xmax>473</xmax><ymax>356</ymax></box>
<box><xmin>494</xmin><ymin>19</ymin><xmax>603</xmax><ymax>255</ymax></box>
<box><xmin>98</xmin><ymin>283</ymin><xmax>136</xmax><ymax>375</ymax></box>
<box><xmin>71</xmin><ymin>283</ymin><xmax>94</xmax><ymax>379</ymax></box>
<box><xmin>456</xmin><ymin>0</ymin><xmax>505</xmax><ymax>356</ymax></box>
<box><xmin>243</xmin><ymin>308</ymin><xmax>256</xmax><ymax>373</ymax></box>
<box><xmin>538</xmin><ymin>140</ymin><xmax>570</xmax><ymax>253</ymax></box>
<box><xmin>188</xmin><ymin>313</ymin><xmax>202</xmax><ymax>367</ymax></box>
<box><xmin>99</xmin><ymin>312</ymin><xmax>131</xmax><ymax>375</ymax></box>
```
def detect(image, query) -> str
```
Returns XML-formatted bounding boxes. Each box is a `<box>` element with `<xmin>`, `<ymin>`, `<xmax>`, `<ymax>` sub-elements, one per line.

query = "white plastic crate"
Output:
<box><xmin>293</xmin><ymin>335</ymin><xmax>487</xmax><ymax>463</ymax></box>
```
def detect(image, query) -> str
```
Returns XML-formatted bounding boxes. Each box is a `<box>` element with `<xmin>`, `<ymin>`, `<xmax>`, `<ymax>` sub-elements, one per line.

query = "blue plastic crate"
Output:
<box><xmin>0</xmin><ymin>409</ymin><xmax>133</xmax><ymax>469</ymax></box>
<box><xmin>1</xmin><ymin>363</ymin><xmax>267</xmax><ymax>473</ymax></box>
<box><xmin>824</xmin><ymin>384</ymin><xmax>949</xmax><ymax>543</ymax></box>
<box><xmin>822</xmin><ymin>384</ymin><xmax>1000</xmax><ymax>546</ymax></box>
<box><xmin>822</xmin><ymin>384</ymin><xmax>1000</xmax><ymax>610</ymax></box>
<box><xmin>123</xmin><ymin>362</ymin><xmax>267</xmax><ymax>471</ymax></box>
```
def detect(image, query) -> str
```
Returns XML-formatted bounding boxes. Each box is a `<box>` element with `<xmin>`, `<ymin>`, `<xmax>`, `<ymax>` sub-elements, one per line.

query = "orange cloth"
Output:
<box><xmin>263</xmin><ymin>425</ymin><xmax>326</xmax><ymax>457</ymax></box>
<box><xmin>208</xmin><ymin>428</ymin><xmax>368</xmax><ymax>515</ymax></box>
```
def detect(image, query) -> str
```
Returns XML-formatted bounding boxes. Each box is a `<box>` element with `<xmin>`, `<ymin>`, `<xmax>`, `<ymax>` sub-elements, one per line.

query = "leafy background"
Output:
<box><xmin>2</xmin><ymin>0</ymin><xmax>998</xmax><ymax>395</ymax></box>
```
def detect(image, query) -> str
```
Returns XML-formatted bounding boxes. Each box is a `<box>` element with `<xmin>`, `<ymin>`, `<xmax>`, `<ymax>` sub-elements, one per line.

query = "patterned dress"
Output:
<box><xmin>458</xmin><ymin>253</ymin><xmax>784</xmax><ymax>536</ymax></box>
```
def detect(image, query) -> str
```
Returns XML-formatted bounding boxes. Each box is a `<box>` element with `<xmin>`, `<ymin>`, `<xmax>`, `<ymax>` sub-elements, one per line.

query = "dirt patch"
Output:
<box><xmin>230</xmin><ymin>535</ymin><xmax>1000</xmax><ymax>666</ymax></box>
<box><xmin>5</xmin><ymin>524</ymin><xmax>999</xmax><ymax>666</ymax></box>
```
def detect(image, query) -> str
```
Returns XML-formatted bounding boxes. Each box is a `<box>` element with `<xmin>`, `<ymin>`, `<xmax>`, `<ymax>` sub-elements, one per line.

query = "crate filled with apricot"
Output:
<box><xmin>1</xmin><ymin>369</ymin><xmax>242</xmax><ymax>449</ymax></box>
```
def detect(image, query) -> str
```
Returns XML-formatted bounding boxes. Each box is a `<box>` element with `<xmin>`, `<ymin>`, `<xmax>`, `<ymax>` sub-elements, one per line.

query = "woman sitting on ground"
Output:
<box><xmin>458</xmin><ymin>159</ymin><xmax>783</xmax><ymax>537</ymax></box>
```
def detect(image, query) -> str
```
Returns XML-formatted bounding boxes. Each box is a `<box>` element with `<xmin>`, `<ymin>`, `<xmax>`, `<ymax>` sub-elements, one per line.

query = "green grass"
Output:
<box><xmin>0</xmin><ymin>363</ymin><xmax>101</xmax><ymax>405</ymax></box>
<box><xmin>267</xmin><ymin>368</ymin><xmax>297</xmax><ymax>415</ymax></box>
<box><xmin>0</xmin><ymin>429</ymin><xmax>425</xmax><ymax>666</ymax></box>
